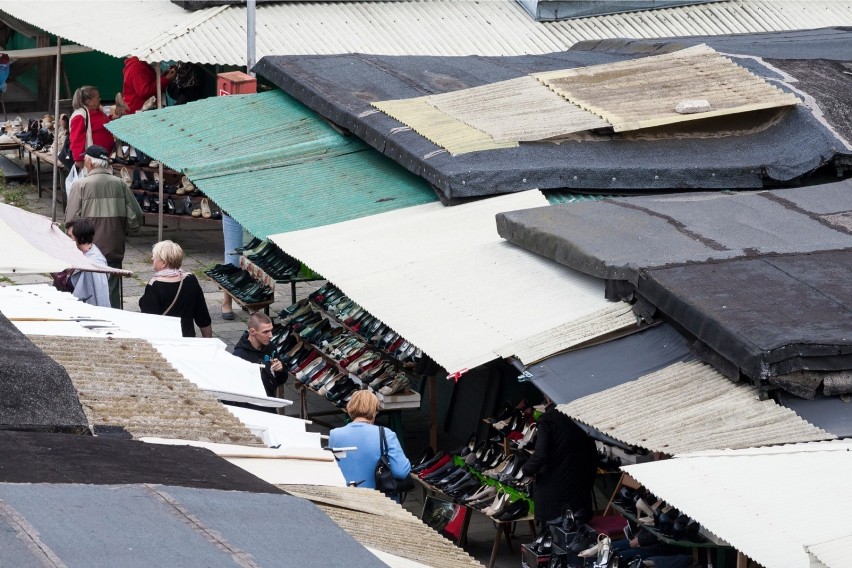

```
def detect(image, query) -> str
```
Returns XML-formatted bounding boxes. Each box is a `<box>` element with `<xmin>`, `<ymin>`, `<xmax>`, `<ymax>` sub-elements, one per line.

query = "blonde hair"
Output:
<box><xmin>152</xmin><ymin>240</ymin><xmax>184</xmax><ymax>269</ymax></box>
<box><xmin>72</xmin><ymin>86</ymin><xmax>99</xmax><ymax>110</ymax></box>
<box><xmin>346</xmin><ymin>390</ymin><xmax>379</xmax><ymax>422</ymax></box>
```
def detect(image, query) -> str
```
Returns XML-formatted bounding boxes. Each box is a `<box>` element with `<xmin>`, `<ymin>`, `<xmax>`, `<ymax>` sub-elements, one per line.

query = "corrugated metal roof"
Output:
<box><xmin>623</xmin><ymin>440</ymin><xmax>852</xmax><ymax>568</ymax></box>
<box><xmin>269</xmin><ymin>191</ymin><xmax>629</xmax><ymax>375</ymax></box>
<box><xmin>285</xmin><ymin>485</ymin><xmax>482</xmax><ymax>567</ymax></box>
<box><xmin>558</xmin><ymin>360</ymin><xmax>834</xmax><ymax>454</ymax></box>
<box><xmin>3</xmin><ymin>1</ymin><xmax>851</xmax><ymax>64</ymax></box>
<box><xmin>30</xmin><ymin>335</ymin><xmax>264</xmax><ymax>447</ymax></box>
<box><xmin>372</xmin><ymin>96</ymin><xmax>518</xmax><ymax>155</ymax></box>
<box><xmin>535</xmin><ymin>44</ymin><xmax>799</xmax><ymax>131</ymax></box>
<box><xmin>806</xmin><ymin>534</ymin><xmax>852</xmax><ymax>568</ymax></box>
<box><xmin>106</xmin><ymin>91</ymin><xmax>437</xmax><ymax>239</ymax></box>
<box><xmin>426</xmin><ymin>75</ymin><xmax>609</xmax><ymax>143</ymax></box>
<box><xmin>0</xmin><ymin>0</ymin><xmax>219</xmax><ymax>60</ymax></box>
<box><xmin>495</xmin><ymin>302</ymin><xmax>638</xmax><ymax>365</ymax></box>
<box><xmin>144</xmin><ymin>1</ymin><xmax>852</xmax><ymax>63</ymax></box>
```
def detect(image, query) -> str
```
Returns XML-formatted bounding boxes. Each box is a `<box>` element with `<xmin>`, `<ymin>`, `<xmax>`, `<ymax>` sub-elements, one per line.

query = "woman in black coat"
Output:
<box><xmin>522</xmin><ymin>400</ymin><xmax>598</xmax><ymax>522</ymax></box>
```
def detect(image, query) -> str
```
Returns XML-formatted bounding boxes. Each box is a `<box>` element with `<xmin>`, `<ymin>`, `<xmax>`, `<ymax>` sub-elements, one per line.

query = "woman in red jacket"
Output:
<box><xmin>70</xmin><ymin>86</ymin><xmax>115</xmax><ymax>170</ymax></box>
<box><xmin>122</xmin><ymin>56</ymin><xmax>175</xmax><ymax>115</ymax></box>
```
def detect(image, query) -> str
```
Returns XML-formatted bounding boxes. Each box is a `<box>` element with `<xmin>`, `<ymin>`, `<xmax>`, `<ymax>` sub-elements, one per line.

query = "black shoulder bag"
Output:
<box><xmin>374</xmin><ymin>426</ymin><xmax>398</xmax><ymax>495</ymax></box>
<box><xmin>374</xmin><ymin>426</ymin><xmax>414</xmax><ymax>498</ymax></box>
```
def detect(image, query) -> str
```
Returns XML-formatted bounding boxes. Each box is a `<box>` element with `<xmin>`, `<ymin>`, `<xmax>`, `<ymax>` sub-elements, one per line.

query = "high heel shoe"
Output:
<box><xmin>165</xmin><ymin>198</ymin><xmax>176</xmax><ymax>215</ymax></box>
<box><xmin>536</xmin><ymin>532</ymin><xmax>553</xmax><ymax>555</ymax></box>
<box><xmin>635</xmin><ymin>498</ymin><xmax>656</xmax><ymax>525</ymax></box>
<box><xmin>142</xmin><ymin>192</ymin><xmax>151</xmax><ymax>212</ymax></box>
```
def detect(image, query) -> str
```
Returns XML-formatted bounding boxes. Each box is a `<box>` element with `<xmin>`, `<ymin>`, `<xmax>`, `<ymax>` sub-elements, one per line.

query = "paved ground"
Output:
<box><xmin>1</xmin><ymin>156</ymin><xmax>534</xmax><ymax>568</ymax></box>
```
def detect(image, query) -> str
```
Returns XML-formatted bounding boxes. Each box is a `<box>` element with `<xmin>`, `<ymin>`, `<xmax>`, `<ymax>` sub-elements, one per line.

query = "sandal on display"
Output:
<box><xmin>200</xmin><ymin>198</ymin><xmax>212</xmax><ymax>219</ymax></box>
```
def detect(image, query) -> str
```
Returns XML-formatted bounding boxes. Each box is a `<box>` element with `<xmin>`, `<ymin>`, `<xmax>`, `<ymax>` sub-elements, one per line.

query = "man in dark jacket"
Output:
<box><xmin>522</xmin><ymin>398</ymin><xmax>598</xmax><ymax>522</ymax></box>
<box><xmin>232</xmin><ymin>312</ymin><xmax>285</xmax><ymax>399</ymax></box>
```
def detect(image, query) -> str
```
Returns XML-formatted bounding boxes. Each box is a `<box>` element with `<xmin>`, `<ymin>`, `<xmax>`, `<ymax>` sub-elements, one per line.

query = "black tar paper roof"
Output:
<box><xmin>0</xmin><ymin>313</ymin><xmax>88</xmax><ymax>433</ymax></box>
<box><xmin>638</xmin><ymin>250</ymin><xmax>852</xmax><ymax>381</ymax></box>
<box><xmin>254</xmin><ymin>29</ymin><xmax>850</xmax><ymax>200</ymax></box>
<box><xmin>0</xmin><ymin>430</ymin><xmax>280</xmax><ymax>491</ymax></box>
<box><xmin>496</xmin><ymin>179</ymin><xmax>852</xmax><ymax>283</ymax></box>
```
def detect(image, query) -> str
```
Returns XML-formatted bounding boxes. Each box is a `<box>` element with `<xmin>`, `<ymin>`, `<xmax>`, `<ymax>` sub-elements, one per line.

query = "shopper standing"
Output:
<box><xmin>65</xmin><ymin>146</ymin><xmax>143</xmax><ymax>309</ymax></box>
<box><xmin>329</xmin><ymin>390</ymin><xmax>411</xmax><ymax>494</ymax></box>
<box><xmin>522</xmin><ymin>397</ymin><xmax>598</xmax><ymax>522</ymax></box>
<box><xmin>69</xmin><ymin>86</ymin><xmax>116</xmax><ymax>170</ymax></box>
<box><xmin>139</xmin><ymin>240</ymin><xmax>212</xmax><ymax>338</ymax></box>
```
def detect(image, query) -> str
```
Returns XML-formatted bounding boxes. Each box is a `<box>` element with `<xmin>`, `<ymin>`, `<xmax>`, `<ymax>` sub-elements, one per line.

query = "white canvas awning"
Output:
<box><xmin>623</xmin><ymin>440</ymin><xmax>852</xmax><ymax>568</ymax></box>
<box><xmin>0</xmin><ymin>203</ymin><xmax>129</xmax><ymax>275</ymax></box>
<box><xmin>150</xmin><ymin>338</ymin><xmax>292</xmax><ymax>408</ymax></box>
<box><xmin>224</xmin><ymin>405</ymin><xmax>323</xmax><ymax>450</ymax></box>
<box><xmin>0</xmin><ymin>284</ymin><xmax>176</xmax><ymax>337</ymax></box>
<box><xmin>270</xmin><ymin>191</ymin><xmax>630</xmax><ymax>376</ymax></box>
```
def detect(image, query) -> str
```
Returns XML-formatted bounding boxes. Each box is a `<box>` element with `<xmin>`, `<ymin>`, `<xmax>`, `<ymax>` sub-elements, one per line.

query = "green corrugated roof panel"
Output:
<box><xmin>106</xmin><ymin>90</ymin><xmax>437</xmax><ymax>238</ymax></box>
<box><xmin>543</xmin><ymin>191</ymin><xmax>612</xmax><ymax>204</ymax></box>
<box><xmin>201</xmin><ymin>149</ymin><xmax>441</xmax><ymax>238</ymax></box>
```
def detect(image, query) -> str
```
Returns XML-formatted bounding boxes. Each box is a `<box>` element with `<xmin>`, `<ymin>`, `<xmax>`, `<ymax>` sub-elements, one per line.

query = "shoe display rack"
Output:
<box><xmin>410</xmin><ymin>437</ymin><xmax>536</xmax><ymax>568</ymax></box>
<box><xmin>276</xmin><ymin>291</ymin><xmax>422</xmax><ymax>422</ymax></box>
<box><xmin>606</xmin><ymin>475</ymin><xmax>732</xmax><ymax>565</ymax></box>
<box><xmin>237</xmin><ymin>238</ymin><xmax>325</xmax><ymax>306</ymax></box>
<box><xmin>115</xmin><ymin>164</ymin><xmax>223</xmax><ymax>221</ymax></box>
<box><xmin>204</xmin><ymin>263</ymin><xmax>275</xmax><ymax>314</ymax></box>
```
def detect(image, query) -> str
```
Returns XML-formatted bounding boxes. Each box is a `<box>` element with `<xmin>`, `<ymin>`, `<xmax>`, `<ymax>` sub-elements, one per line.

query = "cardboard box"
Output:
<box><xmin>217</xmin><ymin>71</ymin><xmax>257</xmax><ymax>96</ymax></box>
<box><xmin>521</xmin><ymin>543</ymin><xmax>568</xmax><ymax>568</ymax></box>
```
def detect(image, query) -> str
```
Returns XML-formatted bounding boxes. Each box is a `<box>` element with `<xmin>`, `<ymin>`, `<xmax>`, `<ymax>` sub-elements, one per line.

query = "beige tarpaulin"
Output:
<box><xmin>0</xmin><ymin>202</ymin><xmax>129</xmax><ymax>275</ymax></box>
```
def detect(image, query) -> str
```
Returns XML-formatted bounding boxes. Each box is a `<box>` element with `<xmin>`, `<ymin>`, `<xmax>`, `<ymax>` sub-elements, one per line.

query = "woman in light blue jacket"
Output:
<box><xmin>329</xmin><ymin>390</ymin><xmax>411</xmax><ymax>494</ymax></box>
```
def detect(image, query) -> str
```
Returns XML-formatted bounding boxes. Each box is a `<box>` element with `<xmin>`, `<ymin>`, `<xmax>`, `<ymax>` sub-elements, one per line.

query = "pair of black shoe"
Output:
<box><xmin>411</xmin><ymin>450</ymin><xmax>443</xmax><ymax>474</ymax></box>
<box><xmin>529</xmin><ymin>529</ymin><xmax>553</xmax><ymax>555</ymax></box>
<box><xmin>473</xmin><ymin>442</ymin><xmax>505</xmax><ymax>471</ymax></box>
<box><xmin>494</xmin><ymin>498</ymin><xmax>529</xmax><ymax>522</ymax></box>
<box><xmin>29</xmin><ymin>129</ymin><xmax>54</xmax><ymax>151</ymax></box>
<box><xmin>445</xmin><ymin>475</ymin><xmax>480</xmax><ymax>498</ymax></box>
<box><xmin>205</xmin><ymin>264</ymin><xmax>241</xmax><ymax>282</ymax></box>
<box><xmin>204</xmin><ymin>265</ymin><xmax>273</xmax><ymax>304</ymax></box>
<box><xmin>326</xmin><ymin>378</ymin><xmax>360</xmax><ymax>405</ymax></box>
<box><xmin>246</xmin><ymin>247</ymin><xmax>301</xmax><ymax>281</ymax></box>
<box><xmin>421</xmin><ymin>461</ymin><xmax>458</xmax><ymax>485</ymax></box>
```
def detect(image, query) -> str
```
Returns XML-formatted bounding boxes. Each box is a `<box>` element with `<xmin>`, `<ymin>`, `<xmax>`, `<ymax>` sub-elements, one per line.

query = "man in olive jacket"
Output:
<box><xmin>65</xmin><ymin>145</ymin><xmax>143</xmax><ymax>309</ymax></box>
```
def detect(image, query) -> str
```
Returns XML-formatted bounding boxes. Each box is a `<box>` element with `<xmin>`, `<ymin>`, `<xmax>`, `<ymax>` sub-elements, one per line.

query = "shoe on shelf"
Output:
<box><xmin>200</xmin><ymin>198</ymin><xmax>212</xmax><ymax>219</ymax></box>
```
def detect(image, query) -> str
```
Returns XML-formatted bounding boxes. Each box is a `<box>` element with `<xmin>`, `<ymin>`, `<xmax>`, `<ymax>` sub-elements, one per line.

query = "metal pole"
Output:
<box><xmin>156</xmin><ymin>64</ymin><xmax>163</xmax><ymax>242</ymax></box>
<box><xmin>247</xmin><ymin>0</ymin><xmax>256</xmax><ymax>77</ymax></box>
<box><xmin>51</xmin><ymin>38</ymin><xmax>61</xmax><ymax>221</ymax></box>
